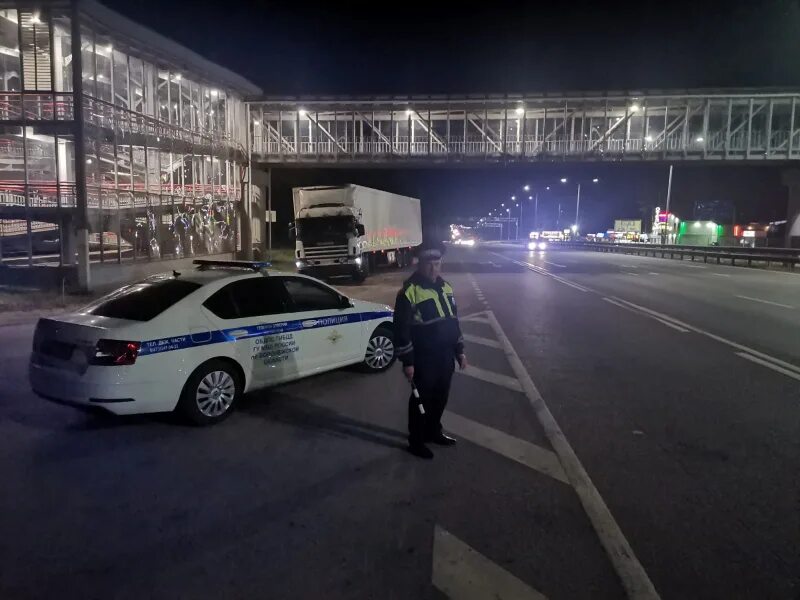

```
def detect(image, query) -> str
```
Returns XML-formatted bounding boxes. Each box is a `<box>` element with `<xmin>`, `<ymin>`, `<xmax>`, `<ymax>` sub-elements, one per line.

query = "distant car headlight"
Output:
<box><xmin>538</xmin><ymin>242</ymin><xmax>547</xmax><ymax>250</ymax></box>
<box><xmin>527</xmin><ymin>241</ymin><xmax>537</xmax><ymax>250</ymax></box>
<box><xmin>462</xmin><ymin>239</ymin><xmax>475</xmax><ymax>246</ymax></box>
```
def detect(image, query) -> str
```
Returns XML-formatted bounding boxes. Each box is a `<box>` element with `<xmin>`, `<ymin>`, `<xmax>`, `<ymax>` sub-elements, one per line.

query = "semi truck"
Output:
<box><xmin>291</xmin><ymin>184</ymin><xmax>422</xmax><ymax>282</ymax></box>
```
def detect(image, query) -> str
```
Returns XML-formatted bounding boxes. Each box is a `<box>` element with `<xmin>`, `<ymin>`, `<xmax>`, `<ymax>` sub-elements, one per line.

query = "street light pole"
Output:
<box><xmin>574</xmin><ymin>182</ymin><xmax>581</xmax><ymax>234</ymax></box>
<box><xmin>663</xmin><ymin>164</ymin><xmax>674</xmax><ymax>245</ymax></box>
<box><xmin>533</xmin><ymin>193</ymin><xmax>538</xmax><ymax>232</ymax></box>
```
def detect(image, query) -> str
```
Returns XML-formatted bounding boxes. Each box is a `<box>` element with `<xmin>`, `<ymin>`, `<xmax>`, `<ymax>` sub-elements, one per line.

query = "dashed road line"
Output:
<box><xmin>458</xmin><ymin>364</ymin><xmax>523</xmax><ymax>392</ymax></box>
<box><xmin>543</xmin><ymin>259</ymin><xmax>567</xmax><ymax>268</ymax></box>
<box><xmin>443</xmin><ymin>411</ymin><xmax>568</xmax><ymax>483</ymax></box>
<box><xmin>432</xmin><ymin>526</ymin><xmax>549</xmax><ymax>600</ymax></box>
<box><xmin>610</xmin><ymin>296</ymin><xmax>800</xmax><ymax>377</ymax></box>
<box><xmin>602</xmin><ymin>298</ymin><xmax>689</xmax><ymax>333</ymax></box>
<box><xmin>461</xmin><ymin>314</ymin><xmax>493</xmax><ymax>325</ymax></box>
<box><xmin>484</xmin><ymin>310</ymin><xmax>661</xmax><ymax>600</ymax></box>
<box><xmin>712</xmin><ymin>273</ymin><xmax>732</xmax><ymax>278</ymax></box>
<box><xmin>734</xmin><ymin>295</ymin><xmax>794</xmax><ymax>310</ymax></box>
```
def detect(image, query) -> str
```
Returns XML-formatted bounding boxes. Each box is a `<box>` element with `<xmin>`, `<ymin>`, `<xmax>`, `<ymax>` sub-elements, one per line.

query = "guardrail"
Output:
<box><xmin>560</xmin><ymin>242</ymin><xmax>800</xmax><ymax>269</ymax></box>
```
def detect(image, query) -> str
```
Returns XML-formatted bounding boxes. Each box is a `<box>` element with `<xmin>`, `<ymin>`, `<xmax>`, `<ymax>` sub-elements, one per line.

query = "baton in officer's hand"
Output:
<box><xmin>411</xmin><ymin>382</ymin><xmax>425</xmax><ymax>414</ymax></box>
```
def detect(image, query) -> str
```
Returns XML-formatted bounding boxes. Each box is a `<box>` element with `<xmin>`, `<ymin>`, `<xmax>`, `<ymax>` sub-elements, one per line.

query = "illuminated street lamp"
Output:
<box><xmin>523</xmin><ymin>184</ymin><xmax>530</xmax><ymax>192</ymax></box>
<box><xmin>560</xmin><ymin>177</ymin><xmax>567</xmax><ymax>183</ymax></box>
<box><xmin>592</xmin><ymin>178</ymin><xmax>599</xmax><ymax>183</ymax></box>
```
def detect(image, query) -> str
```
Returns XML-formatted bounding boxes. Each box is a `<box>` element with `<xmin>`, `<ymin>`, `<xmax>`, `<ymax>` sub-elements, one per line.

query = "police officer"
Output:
<box><xmin>393</xmin><ymin>241</ymin><xmax>467</xmax><ymax>459</ymax></box>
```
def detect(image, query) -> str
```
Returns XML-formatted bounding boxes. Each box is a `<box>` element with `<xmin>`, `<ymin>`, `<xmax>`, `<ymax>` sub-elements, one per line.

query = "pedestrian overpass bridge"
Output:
<box><xmin>247</xmin><ymin>89</ymin><xmax>800</xmax><ymax>165</ymax></box>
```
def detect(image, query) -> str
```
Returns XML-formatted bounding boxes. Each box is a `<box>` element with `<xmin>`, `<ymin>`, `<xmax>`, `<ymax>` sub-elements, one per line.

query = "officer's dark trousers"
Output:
<box><xmin>408</xmin><ymin>350</ymin><xmax>455</xmax><ymax>445</ymax></box>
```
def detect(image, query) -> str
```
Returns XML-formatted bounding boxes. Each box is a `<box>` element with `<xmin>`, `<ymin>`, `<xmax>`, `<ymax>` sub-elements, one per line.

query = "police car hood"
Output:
<box><xmin>350</xmin><ymin>299</ymin><xmax>393</xmax><ymax>317</ymax></box>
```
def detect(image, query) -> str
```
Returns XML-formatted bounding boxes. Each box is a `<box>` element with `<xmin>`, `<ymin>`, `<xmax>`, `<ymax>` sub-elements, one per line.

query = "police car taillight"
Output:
<box><xmin>90</xmin><ymin>339</ymin><xmax>141</xmax><ymax>366</ymax></box>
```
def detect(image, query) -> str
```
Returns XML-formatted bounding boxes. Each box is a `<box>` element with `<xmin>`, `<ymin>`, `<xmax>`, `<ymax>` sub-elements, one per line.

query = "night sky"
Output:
<box><xmin>106</xmin><ymin>0</ymin><xmax>798</xmax><ymax>235</ymax></box>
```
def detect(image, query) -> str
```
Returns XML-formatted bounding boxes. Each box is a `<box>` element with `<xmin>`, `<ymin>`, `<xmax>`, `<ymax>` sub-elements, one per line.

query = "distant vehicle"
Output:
<box><xmin>29</xmin><ymin>260</ymin><xmax>394</xmax><ymax>425</ymax></box>
<box><xmin>291</xmin><ymin>185</ymin><xmax>422</xmax><ymax>282</ymax></box>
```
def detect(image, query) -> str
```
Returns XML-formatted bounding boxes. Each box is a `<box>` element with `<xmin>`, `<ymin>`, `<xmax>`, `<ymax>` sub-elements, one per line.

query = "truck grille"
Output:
<box><xmin>304</xmin><ymin>244</ymin><xmax>349</xmax><ymax>259</ymax></box>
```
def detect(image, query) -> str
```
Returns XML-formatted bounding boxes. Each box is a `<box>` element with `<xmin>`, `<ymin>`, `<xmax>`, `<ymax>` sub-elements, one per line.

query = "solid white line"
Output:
<box><xmin>734</xmin><ymin>295</ymin><xmax>794</xmax><ymax>310</ymax></box>
<box><xmin>506</xmin><ymin>256</ymin><xmax>592</xmax><ymax>292</ymax></box>
<box><xmin>484</xmin><ymin>310</ymin><xmax>661</xmax><ymax>600</ymax></box>
<box><xmin>610</xmin><ymin>296</ymin><xmax>800</xmax><ymax>375</ymax></box>
<box><xmin>457</xmin><ymin>364</ymin><xmax>523</xmax><ymax>392</ymax></box>
<box><xmin>735</xmin><ymin>352</ymin><xmax>800</xmax><ymax>381</ymax></box>
<box><xmin>432</xmin><ymin>526</ymin><xmax>548</xmax><ymax>600</ymax></box>
<box><xmin>462</xmin><ymin>333</ymin><xmax>503</xmax><ymax>349</ymax></box>
<box><xmin>601</xmin><ymin>298</ymin><xmax>689</xmax><ymax>333</ymax></box>
<box><xmin>443</xmin><ymin>411</ymin><xmax>568</xmax><ymax>484</ymax></box>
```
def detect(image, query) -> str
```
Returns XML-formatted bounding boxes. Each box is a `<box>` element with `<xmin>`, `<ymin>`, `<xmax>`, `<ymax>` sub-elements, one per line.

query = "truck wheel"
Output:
<box><xmin>361</xmin><ymin>326</ymin><xmax>395</xmax><ymax>372</ymax></box>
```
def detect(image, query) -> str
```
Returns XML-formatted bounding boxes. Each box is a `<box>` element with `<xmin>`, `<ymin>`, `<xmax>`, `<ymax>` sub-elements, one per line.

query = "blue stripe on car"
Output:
<box><xmin>138</xmin><ymin>311</ymin><xmax>393</xmax><ymax>356</ymax></box>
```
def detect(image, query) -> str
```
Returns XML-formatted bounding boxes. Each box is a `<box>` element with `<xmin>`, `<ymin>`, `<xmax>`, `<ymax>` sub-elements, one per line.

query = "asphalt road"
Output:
<box><xmin>0</xmin><ymin>247</ymin><xmax>798</xmax><ymax>599</ymax></box>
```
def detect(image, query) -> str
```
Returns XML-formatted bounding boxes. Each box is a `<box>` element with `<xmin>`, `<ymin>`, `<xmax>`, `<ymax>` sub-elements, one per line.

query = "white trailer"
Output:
<box><xmin>291</xmin><ymin>185</ymin><xmax>422</xmax><ymax>282</ymax></box>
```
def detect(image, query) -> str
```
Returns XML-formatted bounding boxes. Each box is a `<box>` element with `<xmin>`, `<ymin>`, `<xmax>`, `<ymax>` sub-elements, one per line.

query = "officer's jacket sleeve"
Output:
<box><xmin>393</xmin><ymin>287</ymin><xmax>415</xmax><ymax>366</ymax></box>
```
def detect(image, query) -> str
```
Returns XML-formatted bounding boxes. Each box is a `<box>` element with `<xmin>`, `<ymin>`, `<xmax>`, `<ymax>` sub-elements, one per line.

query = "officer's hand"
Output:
<box><xmin>457</xmin><ymin>354</ymin><xmax>468</xmax><ymax>370</ymax></box>
<box><xmin>403</xmin><ymin>365</ymin><xmax>415</xmax><ymax>382</ymax></box>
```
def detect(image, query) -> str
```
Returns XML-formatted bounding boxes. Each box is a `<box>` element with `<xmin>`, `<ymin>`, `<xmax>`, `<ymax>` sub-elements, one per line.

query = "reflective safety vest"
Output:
<box><xmin>403</xmin><ymin>280</ymin><xmax>457</xmax><ymax>324</ymax></box>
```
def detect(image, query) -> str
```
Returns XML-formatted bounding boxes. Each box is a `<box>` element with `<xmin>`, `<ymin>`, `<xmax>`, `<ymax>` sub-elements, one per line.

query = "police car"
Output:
<box><xmin>29</xmin><ymin>260</ymin><xmax>395</xmax><ymax>425</ymax></box>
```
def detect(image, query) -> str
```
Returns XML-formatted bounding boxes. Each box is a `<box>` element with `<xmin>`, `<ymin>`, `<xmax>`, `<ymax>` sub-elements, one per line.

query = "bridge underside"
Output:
<box><xmin>248</xmin><ymin>92</ymin><xmax>800</xmax><ymax>166</ymax></box>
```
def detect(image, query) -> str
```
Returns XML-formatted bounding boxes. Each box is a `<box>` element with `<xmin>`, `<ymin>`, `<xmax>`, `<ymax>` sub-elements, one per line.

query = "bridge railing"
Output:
<box><xmin>248</xmin><ymin>91</ymin><xmax>800</xmax><ymax>163</ymax></box>
<box><xmin>560</xmin><ymin>241</ymin><xmax>800</xmax><ymax>269</ymax></box>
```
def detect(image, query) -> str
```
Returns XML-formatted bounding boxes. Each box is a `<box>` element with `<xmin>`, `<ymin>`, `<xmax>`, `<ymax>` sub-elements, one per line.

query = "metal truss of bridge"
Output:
<box><xmin>248</xmin><ymin>90</ymin><xmax>800</xmax><ymax>165</ymax></box>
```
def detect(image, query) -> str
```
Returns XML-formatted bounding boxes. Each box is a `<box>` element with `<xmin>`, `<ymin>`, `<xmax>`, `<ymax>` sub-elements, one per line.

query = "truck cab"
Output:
<box><xmin>291</xmin><ymin>185</ymin><xmax>422</xmax><ymax>283</ymax></box>
<box><xmin>293</xmin><ymin>204</ymin><xmax>367</xmax><ymax>281</ymax></box>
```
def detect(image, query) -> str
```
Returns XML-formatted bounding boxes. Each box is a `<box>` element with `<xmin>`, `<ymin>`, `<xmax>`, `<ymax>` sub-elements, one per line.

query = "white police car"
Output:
<box><xmin>29</xmin><ymin>260</ymin><xmax>395</xmax><ymax>425</ymax></box>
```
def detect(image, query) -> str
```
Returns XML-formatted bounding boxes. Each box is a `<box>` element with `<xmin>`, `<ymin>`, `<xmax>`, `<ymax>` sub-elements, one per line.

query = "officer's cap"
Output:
<box><xmin>415</xmin><ymin>240</ymin><xmax>446</xmax><ymax>262</ymax></box>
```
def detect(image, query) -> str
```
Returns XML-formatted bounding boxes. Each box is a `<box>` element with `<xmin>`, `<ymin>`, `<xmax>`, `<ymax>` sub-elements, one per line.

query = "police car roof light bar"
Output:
<box><xmin>193</xmin><ymin>259</ymin><xmax>272</xmax><ymax>272</ymax></box>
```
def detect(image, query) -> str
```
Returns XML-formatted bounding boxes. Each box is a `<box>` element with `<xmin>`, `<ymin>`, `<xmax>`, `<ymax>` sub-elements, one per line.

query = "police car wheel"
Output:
<box><xmin>178</xmin><ymin>359</ymin><xmax>242</xmax><ymax>425</ymax></box>
<box><xmin>362</xmin><ymin>326</ymin><xmax>395</xmax><ymax>372</ymax></box>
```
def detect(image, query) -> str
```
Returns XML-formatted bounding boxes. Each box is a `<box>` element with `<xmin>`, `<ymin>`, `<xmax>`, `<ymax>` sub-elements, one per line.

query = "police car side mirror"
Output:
<box><xmin>339</xmin><ymin>295</ymin><xmax>354</xmax><ymax>309</ymax></box>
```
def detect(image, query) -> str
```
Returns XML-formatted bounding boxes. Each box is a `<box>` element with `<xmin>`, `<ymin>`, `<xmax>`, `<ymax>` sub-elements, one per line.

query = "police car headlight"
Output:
<box><xmin>355</xmin><ymin>257</ymin><xmax>362</xmax><ymax>265</ymax></box>
<box><xmin>527</xmin><ymin>241</ymin><xmax>537</xmax><ymax>250</ymax></box>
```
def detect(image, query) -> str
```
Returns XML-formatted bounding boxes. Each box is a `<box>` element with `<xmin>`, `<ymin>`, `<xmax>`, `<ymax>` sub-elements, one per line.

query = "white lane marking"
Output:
<box><xmin>457</xmin><ymin>364</ymin><xmax>523</xmax><ymax>392</ymax></box>
<box><xmin>602</xmin><ymin>298</ymin><xmax>689</xmax><ymax>333</ymax></box>
<box><xmin>621</xmin><ymin>264</ymin><xmax>638</xmax><ymax>268</ymax></box>
<box><xmin>497</xmin><ymin>254</ymin><xmax>591</xmax><ymax>292</ymax></box>
<box><xmin>461</xmin><ymin>315</ymin><xmax>493</xmax><ymax>324</ymax></box>
<box><xmin>543</xmin><ymin>259</ymin><xmax>567</xmax><ymax>268</ymax></box>
<box><xmin>735</xmin><ymin>352</ymin><xmax>800</xmax><ymax>381</ymax></box>
<box><xmin>712</xmin><ymin>273</ymin><xmax>732</xmax><ymax>278</ymax></box>
<box><xmin>432</xmin><ymin>526</ymin><xmax>548</xmax><ymax>600</ymax></box>
<box><xmin>683</xmin><ymin>265</ymin><xmax>707</xmax><ymax>269</ymax></box>
<box><xmin>443</xmin><ymin>411</ymin><xmax>568</xmax><ymax>484</ymax></box>
<box><xmin>648</xmin><ymin>272</ymin><xmax>660</xmax><ymax>275</ymax></box>
<box><xmin>734</xmin><ymin>295</ymin><xmax>794</xmax><ymax>310</ymax></box>
<box><xmin>460</xmin><ymin>310</ymin><xmax>489</xmax><ymax>321</ymax></box>
<box><xmin>624</xmin><ymin>272</ymin><xmax>640</xmax><ymax>276</ymax></box>
<box><xmin>610</xmin><ymin>296</ymin><xmax>800</xmax><ymax>376</ymax></box>
<box><xmin>463</xmin><ymin>333</ymin><xmax>503</xmax><ymax>349</ymax></box>
<box><xmin>485</xmin><ymin>310</ymin><xmax>661</xmax><ymax>600</ymax></box>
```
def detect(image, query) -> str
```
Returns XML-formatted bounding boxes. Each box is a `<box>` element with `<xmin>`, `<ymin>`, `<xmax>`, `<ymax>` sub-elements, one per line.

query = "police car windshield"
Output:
<box><xmin>86</xmin><ymin>279</ymin><xmax>201</xmax><ymax>322</ymax></box>
<box><xmin>296</xmin><ymin>216</ymin><xmax>355</xmax><ymax>240</ymax></box>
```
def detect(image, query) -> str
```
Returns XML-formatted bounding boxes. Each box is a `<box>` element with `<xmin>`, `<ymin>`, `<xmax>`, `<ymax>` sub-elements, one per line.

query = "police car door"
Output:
<box><xmin>281</xmin><ymin>277</ymin><xmax>362</xmax><ymax>373</ymax></box>
<box><xmin>201</xmin><ymin>277</ymin><xmax>302</xmax><ymax>388</ymax></box>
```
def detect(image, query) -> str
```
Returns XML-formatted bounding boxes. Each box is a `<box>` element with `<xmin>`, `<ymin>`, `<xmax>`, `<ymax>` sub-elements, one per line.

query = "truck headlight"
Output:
<box><xmin>538</xmin><ymin>242</ymin><xmax>547</xmax><ymax>250</ymax></box>
<box><xmin>295</xmin><ymin>260</ymin><xmax>303</xmax><ymax>269</ymax></box>
<box><xmin>355</xmin><ymin>257</ymin><xmax>362</xmax><ymax>265</ymax></box>
<box><xmin>527</xmin><ymin>241</ymin><xmax>537</xmax><ymax>250</ymax></box>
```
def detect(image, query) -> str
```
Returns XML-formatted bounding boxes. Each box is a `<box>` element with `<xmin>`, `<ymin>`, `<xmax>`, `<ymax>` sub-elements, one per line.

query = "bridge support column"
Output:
<box><xmin>781</xmin><ymin>170</ymin><xmax>800</xmax><ymax>248</ymax></box>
